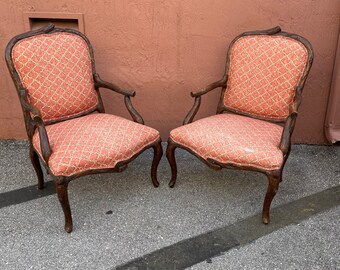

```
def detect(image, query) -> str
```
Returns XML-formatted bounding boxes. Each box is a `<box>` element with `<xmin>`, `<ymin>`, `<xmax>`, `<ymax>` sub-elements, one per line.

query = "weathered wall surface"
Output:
<box><xmin>325</xmin><ymin>29</ymin><xmax>340</xmax><ymax>143</ymax></box>
<box><xmin>0</xmin><ymin>0</ymin><xmax>339</xmax><ymax>143</ymax></box>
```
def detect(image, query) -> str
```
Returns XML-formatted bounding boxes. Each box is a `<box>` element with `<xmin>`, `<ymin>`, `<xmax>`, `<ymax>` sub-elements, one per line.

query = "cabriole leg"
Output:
<box><xmin>54</xmin><ymin>180</ymin><xmax>73</xmax><ymax>233</ymax></box>
<box><xmin>166</xmin><ymin>139</ymin><xmax>177</xmax><ymax>188</ymax></box>
<box><xmin>29</xmin><ymin>146</ymin><xmax>44</xmax><ymax>189</ymax></box>
<box><xmin>262</xmin><ymin>170</ymin><xmax>281</xmax><ymax>224</ymax></box>
<box><xmin>151</xmin><ymin>140</ymin><xmax>163</xmax><ymax>187</ymax></box>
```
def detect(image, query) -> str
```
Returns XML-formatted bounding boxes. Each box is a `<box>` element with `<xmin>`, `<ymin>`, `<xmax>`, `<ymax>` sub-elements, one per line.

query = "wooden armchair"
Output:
<box><xmin>166</xmin><ymin>27</ymin><xmax>313</xmax><ymax>224</ymax></box>
<box><xmin>5</xmin><ymin>24</ymin><xmax>162</xmax><ymax>233</ymax></box>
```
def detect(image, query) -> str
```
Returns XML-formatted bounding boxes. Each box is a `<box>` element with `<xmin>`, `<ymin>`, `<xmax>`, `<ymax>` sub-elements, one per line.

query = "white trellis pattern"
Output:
<box><xmin>170</xmin><ymin>114</ymin><xmax>284</xmax><ymax>170</ymax></box>
<box><xmin>12</xmin><ymin>32</ymin><xmax>98</xmax><ymax>122</ymax></box>
<box><xmin>32</xmin><ymin>113</ymin><xmax>160</xmax><ymax>176</ymax></box>
<box><xmin>224</xmin><ymin>35</ymin><xmax>308</xmax><ymax>119</ymax></box>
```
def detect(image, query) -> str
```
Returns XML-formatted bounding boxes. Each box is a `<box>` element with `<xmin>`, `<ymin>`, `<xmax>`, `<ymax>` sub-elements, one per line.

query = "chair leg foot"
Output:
<box><xmin>29</xmin><ymin>146</ymin><xmax>44</xmax><ymax>189</ymax></box>
<box><xmin>262</xmin><ymin>170</ymin><xmax>281</xmax><ymax>224</ymax></box>
<box><xmin>151</xmin><ymin>140</ymin><xmax>163</xmax><ymax>187</ymax></box>
<box><xmin>166</xmin><ymin>139</ymin><xmax>177</xmax><ymax>188</ymax></box>
<box><xmin>55</xmin><ymin>180</ymin><xmax>73</xmax><ymax>233</ymax></box>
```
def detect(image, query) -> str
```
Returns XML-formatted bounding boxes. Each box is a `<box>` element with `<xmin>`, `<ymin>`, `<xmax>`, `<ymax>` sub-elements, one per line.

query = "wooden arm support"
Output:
<box><xmin>94</xmin><ymin>73</ymin><xmax>135</xmax><ymax>97</ymax></box>
<box><xmin>34</xmin><ymin>117</ymin><xmax>52</xmax><ymax>163</ymax></box>
<box><xmin>124</xmin><ymin>96</ymin><xmax>144</xmax><ymax>124</ymax></box>
<box><xmin>279</xmin><ymin>113</ymin><xmax>297</xmax><ymax>156</ymax></box>
<box><xmin>190</xmin><ymin>77</ymin><xmax>227</xmax><ymax>97</ymax></box>
<box><xmin>183</xmin><ymin>77</ymin><xmax>227</xmax><ymax>125</ymax></box>
<box><xmin>279</xmin><ymin>87</ymin><xmax>302</xmax><ymax>156</ymax></box>
<box><xmin>19</xmin><ymin>89</ymin><xmax>52</xmax><ymax>163</ymax></box>
<box><xmin>183</xmin><ymin>97</ymin><xmax>201</xmax><ymax>125</ymax></box>
<box><xmin>93</xmin><ymin>74</ymin><xmax>144</xmax><ymax>124</ymax></box>
<box><xmin>19</xmin><ymin>89</ymin><xmax>41</xmax><ymax>119</ymax></box>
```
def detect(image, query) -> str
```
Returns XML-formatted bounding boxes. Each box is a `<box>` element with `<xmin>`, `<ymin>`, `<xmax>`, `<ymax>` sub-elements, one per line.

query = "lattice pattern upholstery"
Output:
<box><xmin>32</xmin><ymin>113</ymin><xmax>160</xmax><ymax>176</ymax></box>
<box><xmin>170</xmin><ymin>114</ymin><xmax>283</xmax><ymax>170</ymax></box>
<box><xmin>224</xmin><ymin>35</ymin><xmax>308</xmax><ymax>119</ymax></box>
<box><xmin>12</xmin><ymin>32</ymin><xmax>98</xmax><ymax>122</ymax></box>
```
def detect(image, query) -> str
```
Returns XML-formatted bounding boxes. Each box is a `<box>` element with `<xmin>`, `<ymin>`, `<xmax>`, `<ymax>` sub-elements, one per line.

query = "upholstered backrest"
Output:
<box><xmin>11</xmin><ymin>32</ymin><xmax>98</xmax><ymax>122</ymax></box>
<box><xmin>223</xmin><ymin>35</ymin><xmax>308</xmax><ymax>119</ymax></box>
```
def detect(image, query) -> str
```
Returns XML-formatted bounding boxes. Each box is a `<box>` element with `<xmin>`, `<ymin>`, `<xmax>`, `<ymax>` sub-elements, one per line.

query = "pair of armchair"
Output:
<box><xmin>5</xmin><ymin>24</ymin><xmax>313</xmax><ymax>232</ymax></box>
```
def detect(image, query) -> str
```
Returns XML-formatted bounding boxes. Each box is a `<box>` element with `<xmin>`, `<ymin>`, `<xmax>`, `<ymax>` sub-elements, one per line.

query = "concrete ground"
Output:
<box><xmin>0</xmin><ymin>140</ymin><xmax>339</xmax><ymax>269</ymax></box>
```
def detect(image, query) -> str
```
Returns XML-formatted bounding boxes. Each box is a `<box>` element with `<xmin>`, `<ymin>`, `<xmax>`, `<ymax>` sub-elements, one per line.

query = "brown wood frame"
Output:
<box><xmin>166</xmin><ymin>26</ymin><xmax>314</xmax><ymax>224</ymax></box>
<box><xmin>5</xmin><ymin>24</ymin><xmax>163</xmax><ymax>233</ymax></box>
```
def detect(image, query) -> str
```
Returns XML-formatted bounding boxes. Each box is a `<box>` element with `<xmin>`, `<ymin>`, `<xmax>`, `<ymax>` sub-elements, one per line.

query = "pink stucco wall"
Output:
<box><xmin>325</xmin><ymin>28</ymin><xmax>340</xmax><ymax>143</ymax></box>
<box><xmin>0</xmin><ymin>0</ymin><xmax>339</xmax><ymax>143</ymax></box>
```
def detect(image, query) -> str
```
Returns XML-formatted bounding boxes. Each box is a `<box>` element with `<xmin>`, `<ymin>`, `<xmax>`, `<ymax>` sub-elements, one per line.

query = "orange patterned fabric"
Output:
<box><xmin>224</xmin><ymin>35</ymin><xmax>308</xmax><ymax>119</ymax></box>
<box><xmin>170</xmin><ymin>114</ymin><xmax>283</xmax><ymax>170</ymax></box>
<box><xmin>12</xmin><ymin>32</ymin><xmax>98</xmax><ymax>122</ymax></box>
<box><xmin>32</xmin><ymin>114</ymin><xmax>160</xmax><ymax>176</ymax></box>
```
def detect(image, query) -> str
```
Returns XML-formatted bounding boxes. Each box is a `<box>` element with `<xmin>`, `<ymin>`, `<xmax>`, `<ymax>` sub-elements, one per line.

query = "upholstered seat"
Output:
<box><xmin>170</xmin><ymin>114</ymin><xmax>283</xmax><ymax>170</ymax></box>
<box><xmin>33</xmin><ymin>113</ymin><xmax>160</xmax><ymax>176</ymax></box>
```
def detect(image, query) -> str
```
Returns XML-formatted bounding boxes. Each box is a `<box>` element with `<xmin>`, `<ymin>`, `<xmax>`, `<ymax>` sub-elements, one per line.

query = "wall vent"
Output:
<box><xmin>24</xmin><ymin>12</ymin><xmax>84</xmax><ymax>33</ymax></box>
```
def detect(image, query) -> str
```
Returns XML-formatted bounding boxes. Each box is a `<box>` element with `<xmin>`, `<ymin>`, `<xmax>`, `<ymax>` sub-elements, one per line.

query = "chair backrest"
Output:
<box><xmin>223</xmin><ymin>33</ymin><xmax>310</xmax><ymax>120</ymax></box>
<box><xmin>9</xmin><ymin>30</ymin><xmax>98</xmax><ymax>122</ymax></box>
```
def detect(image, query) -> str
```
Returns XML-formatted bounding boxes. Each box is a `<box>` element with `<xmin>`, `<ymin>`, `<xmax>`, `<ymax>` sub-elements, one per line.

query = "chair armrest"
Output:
<box><xmin>279</xmin><ymin>113</ymin><xmax>297</xmax><ymax>156</ymax></box>
<box><xmin>19</xmin><ymin>89</ymin><xmax>42</xmax><ymax>119</ymax></box>
<box><xmin>183</xmin><ymin>77</ymin><xmax>227</xmax><ymax>125</ymax></box>
<box><xmin>19</xmin><ymin>89</ymin><xmax>52</xmax><ymax>163</ymax></box>
<box><xmin>34</xmin><ymin>117</ymin><xmax>52</xmax><ymax>164</ymax></box>
<box><xmin>183</xmin><ymin>97</ymin><xmax>201</xmax><ymax>125</ymax></box>
<box><xmin>279</xmin><ymin>86</ymin><xmax>303</xmax><ymax>156</ymax></box>
<box><xmin>93</xmin><ymin>74</ymin><xmax>144</xmax><ymax>124</ymax></box>
<box><xmin>279</xmin><ymin>90</ymin><xmax>301</xmax><ymax>156</ymax></box>
<box><xmin>94</xmin><ymin>73</ymin><xmax>135</xmax><ymax>97</ymax></box>
<box><xmin>124</xmin><ymin>96</ymin><xmax>144</xmax><ymax>124</ymax></box>
<box><xmin>190</xmin><ymin>77</ymin><xmax>227</xmax><ymax>97</ymax></box>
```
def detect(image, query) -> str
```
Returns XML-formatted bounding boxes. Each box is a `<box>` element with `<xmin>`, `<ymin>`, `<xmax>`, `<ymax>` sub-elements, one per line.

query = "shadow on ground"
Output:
<box><xmin>0</xmin><ymin>141</ymin><xmax>339</xmax><ymax>269</ymax></box>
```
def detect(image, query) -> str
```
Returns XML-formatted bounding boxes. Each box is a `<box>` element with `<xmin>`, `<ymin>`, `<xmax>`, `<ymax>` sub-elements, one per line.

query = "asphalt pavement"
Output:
<box><xmin>0</xmin><ymin>140</ymin><xmax>339</xmax><ymax>269</ymax></box>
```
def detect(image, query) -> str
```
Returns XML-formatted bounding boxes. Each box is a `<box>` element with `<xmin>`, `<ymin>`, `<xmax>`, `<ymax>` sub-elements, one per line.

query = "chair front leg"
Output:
<box><xmin>29</xmin><ymin>145</ymin><xmax>44</xmax><ymax>189</ymax></box>
<box><xmin>54</xmin><ymin>179</ymin><xmax>73</xmax><ymax>233</ymax></box>
<box><xmin>262</xmin><ymin>170</ymin><xmax>281</xmax><ymax>224</ymax></box>
<box><xmin>166</xmin><ymin>139</ymin><xmax>178</xmax><ymax>188</ymax></box>
<box><xmin>151</xmin><ymin>139</ymin><xmax>163</xmax><ymax>187</ymax></box>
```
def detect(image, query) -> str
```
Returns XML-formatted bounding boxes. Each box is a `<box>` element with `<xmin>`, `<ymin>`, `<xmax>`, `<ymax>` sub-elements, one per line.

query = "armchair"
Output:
<box><xmin>167</xmin><ymin>27</ymin><xmax>313</xmax><ymax>224</ymax></box>
<box><xmin>5</xmin><ymin>24</ymin><xmax>162</xmax><ymax>232</ymax></box>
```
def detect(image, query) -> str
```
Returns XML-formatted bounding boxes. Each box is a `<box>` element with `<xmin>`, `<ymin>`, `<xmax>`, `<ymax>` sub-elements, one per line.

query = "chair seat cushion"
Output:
<box><xmin>33</xmin><ymin>113</ymin><xmax>160</xmax><ymax>176</ymax></box>
<box><xmin>170</xmin><ymin>114</ymin><xmax>284</xmax><ymax>170</ymax></box>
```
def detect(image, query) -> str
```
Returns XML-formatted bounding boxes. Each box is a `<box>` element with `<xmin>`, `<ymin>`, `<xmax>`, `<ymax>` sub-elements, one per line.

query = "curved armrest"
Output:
<box><xmin>183</xmin><ymin>77</ymin><xmax>227</xmax><ymax>125</ymax></box>
<box><xmin>93</xmin><ymin>74</ymin><xmax>144</xmax><ymax>124</ymax></box>
<box><xmin>19</xmin><ymin>89</ymin><xmax>52</xmax><ymax>163</ymax></box>
<box><xmin>124</xmin><ymin>96</ymin><xmax>144</xmax><ymax>124</ymax></box>
<box><xmin>19</xmin><ymin>89</ymin><xmax>42</xmax><ymax>119</ymax></box>
<box><xmin>94</xmin><ymin>73</ymin><xmax>135</xmax><ymax>97</ymax></box>
<box><xmin>279</xmin><ymin>88</ymin><xmax>301</xmax><ymax>155</ymax></box>
<box><xmin>279</xmin><ymin>113</ymin><xmax>297</xmax><ymax>156</ymax></box>
<box><xmin>34</xmin><ymin>117</ymin><xmax>52</xmax><ymax>163</ymax></box>
<box><xmin>183</xmin><ymin>96</ymin><xmax>201</xmax><ymax>125</ymax></box>
<box><xmin>190</xmin><ymin>77</ymin><xmax>227</xmax><ymax>97</ymax></box>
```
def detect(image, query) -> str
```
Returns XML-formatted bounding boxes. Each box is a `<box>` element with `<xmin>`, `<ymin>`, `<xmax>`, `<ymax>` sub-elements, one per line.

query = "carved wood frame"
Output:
<box><xmin>5</xmin><ymin>24</ymin><xmax>163</xmax><ymax>233</ymax></box>
<box><xmin>166</xmin><ymin>26</ymin><xmax>314</xmax><ymax>224</ymax></box>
